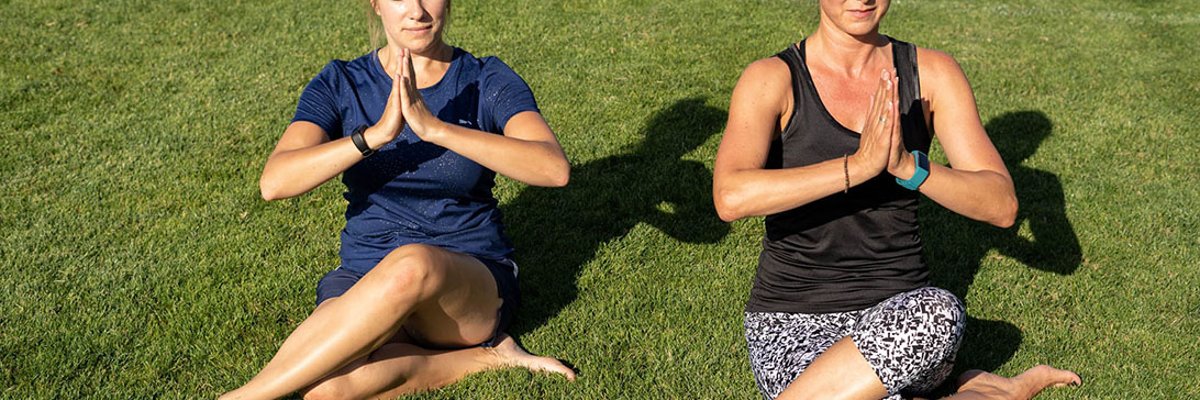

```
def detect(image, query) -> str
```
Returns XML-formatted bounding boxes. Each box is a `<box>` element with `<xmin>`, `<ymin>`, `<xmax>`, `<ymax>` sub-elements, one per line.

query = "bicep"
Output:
<box><xmin>271</xmin><ymin>121</ymin><xmax>330</xmax><ymax>156</ymax></box>
<box><xmin>924</xmin><ymin>52</ymin><xmax>1008</xmax><ymax>177</ymax></box>
<box><xmin>715</xmin><ymin>60</ymin><xmax>789</xmax><ymax>176</ymax></box>
<box><xmin>502</xmin><ymin>111</ymin><xmax>561</xmax><ymax>147</ymax></box>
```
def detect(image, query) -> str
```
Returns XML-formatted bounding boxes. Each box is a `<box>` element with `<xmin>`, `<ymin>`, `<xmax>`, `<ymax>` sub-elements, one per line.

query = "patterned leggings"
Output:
<box><xmin>744</xmin><ymin>287</ymin><xmax>966</xmax><ymax>400</ymax></box>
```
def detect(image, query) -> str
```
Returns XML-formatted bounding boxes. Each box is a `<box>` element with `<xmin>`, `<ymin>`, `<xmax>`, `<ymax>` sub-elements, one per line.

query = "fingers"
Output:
<box><xmin>866</xmin><ymin>70</ymin><xmax>887</xmax><ymax>129</ymax></box>
<box><xmin>888</xmin><ymin>73</ymin><xmax>900</xmax><ymax>144</ymax></box>
<box><xmin>398</xmin><ymin>48</ymin><xmax>409</xmax><ymax>104</ymax></box>
<box><xmin>405</xmin><ymin>47</ymin><xmax>418</xmax><ymax>89</ymax></box>
<box><xmin>398</xmin><ymin>48</ymin><xmax>421</xmax><ymax>108</ymax></box>
<box><xmin>392</xmin><ymin>47</ymin><xmax>403</xmax><ymax>88</ymax></box>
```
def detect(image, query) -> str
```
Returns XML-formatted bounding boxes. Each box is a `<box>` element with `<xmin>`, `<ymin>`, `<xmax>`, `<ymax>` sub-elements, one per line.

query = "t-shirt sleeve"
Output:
<box><xmin>291</xmin><ymin>62</ymin><xmax>343</xmax><ymax>138</ymax></box>
<box><xmin>478</xmin><ymin>58</ymin><xmax>540</xmax><ymax>134</ymax></box>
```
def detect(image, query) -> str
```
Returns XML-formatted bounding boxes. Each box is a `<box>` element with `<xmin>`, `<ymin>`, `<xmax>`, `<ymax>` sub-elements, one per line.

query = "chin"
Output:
<box><xmin>839</xmin><ymin>21</ymin><xmax>881</xmax><ymax>37</ymax></box>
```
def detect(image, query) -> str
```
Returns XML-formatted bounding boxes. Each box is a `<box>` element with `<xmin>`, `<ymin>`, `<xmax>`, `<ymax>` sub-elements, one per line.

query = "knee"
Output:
<box><xmin>905</xmin><ymin>287</ymin><xmax>967</xmax><ymax>349</ymax></box>
<box><xmin>913</xmin><ymin>287</ymin><xmax>966</xmax><ymax>323</ymax></box>
<box><xmin>871</xmin><ymin>287</ymin><xmax>966</xmax><ymax>349</ymax></box>
<box><xmin>302</xmin><ymin>380</ymin><xmax>352</xmax><ymax>400</ymax></box>
<box><xmin>372</xmin><ymin>244</ymin><xmax>445</xmax><ymax>300</ymax></box>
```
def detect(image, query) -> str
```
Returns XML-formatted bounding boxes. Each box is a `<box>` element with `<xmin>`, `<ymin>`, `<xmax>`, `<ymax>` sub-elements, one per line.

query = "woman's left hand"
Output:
<box><xmin>885</xmin><ymin>98</ymin><xmax>915</xmax><ymax>180</ymax></box>
<box><xmin>398</xmin><ymin>48</ymin><xmax>445</xmax><ymax>143</ymax></box>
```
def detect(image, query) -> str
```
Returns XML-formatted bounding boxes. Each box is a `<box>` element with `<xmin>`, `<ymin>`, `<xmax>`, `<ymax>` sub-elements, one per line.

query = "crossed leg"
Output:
<box><xmin>221</xmin><ymin>244</ymin><xmax>573</xmax><ymax>400</ymax></box>
<box><xmin>775</xmin><ymin>339</ymin><xmax>1080</xmax><ymax>400</ymax></box>
<box><xmin>300</xmin><ymin>332</ymin><xmax>573</xmax><ymax>399</ymax></box>
<box><xmin>948</xmin><ymin>365</ymin><xmax>1080</xmax><ymax>400</ymax></box>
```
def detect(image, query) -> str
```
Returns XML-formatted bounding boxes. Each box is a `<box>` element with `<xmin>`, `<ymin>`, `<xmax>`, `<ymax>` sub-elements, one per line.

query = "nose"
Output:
<box><xmin>400</xmin><ymin>0</ymin><xmax>429</xmax><ymax>21</ymax></box>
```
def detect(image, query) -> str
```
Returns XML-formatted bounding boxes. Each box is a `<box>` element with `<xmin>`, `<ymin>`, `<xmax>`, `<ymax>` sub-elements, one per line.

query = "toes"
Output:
<box><xmin>524</xmin><ymin>356</ymin><xmax>576</xmax><ymax>381</ymax></box>
<box><xmin>545</xmin><ymin>359</ymin><xmax>577</xmax><ymax>381</ymax></box>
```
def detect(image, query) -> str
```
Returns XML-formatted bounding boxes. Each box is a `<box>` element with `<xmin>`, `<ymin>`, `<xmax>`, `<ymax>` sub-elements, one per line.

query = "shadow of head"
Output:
<box><xmin>630</xmin><ymin>96</ymin><xmax>727</xmax><ymax>161</ymax></box>
<box><xmin>984</xmin><ymin>110</ymin><xmax>1081</xmax><ymax>275</ymax></box>
<box><xmin>986</xmin><ymin>111</ymin><xmax>1052</xmax><ymax>165</ymax></box>
<box><xmin>503</xmin><ymin>96</ymin><xmax>729</xmax><ymax>336</ymax></box>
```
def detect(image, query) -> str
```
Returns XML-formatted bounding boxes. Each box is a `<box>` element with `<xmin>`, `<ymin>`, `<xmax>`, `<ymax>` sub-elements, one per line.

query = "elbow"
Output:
<box><xmin>538</xmin><ymin>159</ymin><xmax>570</xmax><ymax>188</ymax></box>
<box><xmin>548</xmin><ymin>162</ymin><xmax>570</xmax><ymax>188</ymax></box>
<box><xmin>260</xmin><ymin>185</ymin><xmax>282</xmax><ymax>202</ymax></box>
<box><xmin>990</xmin><ymin>194</ymin><xmax>1019</xmax><ymax>228</ymax></box>
<box><xmin>259</xmin><ymin>177</ymin><xmax>287</xmax><ymax>201</ymax></box>
<box><xmin>713</xmin><ymin>188</ymin><xmax>745</xmax><ymax>223</ymax></box>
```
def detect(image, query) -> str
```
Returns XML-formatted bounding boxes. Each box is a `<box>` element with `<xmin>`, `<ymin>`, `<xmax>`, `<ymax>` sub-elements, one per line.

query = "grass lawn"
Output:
<box><xmin>2</xmin><ymin>0</ymin><xmax>1197</xmax><ymax>398</ymax></box>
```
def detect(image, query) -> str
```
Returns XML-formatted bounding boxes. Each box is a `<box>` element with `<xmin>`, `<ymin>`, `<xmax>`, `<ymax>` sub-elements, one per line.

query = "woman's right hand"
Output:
<box><xmin>363</xmin><ymin>48</ymin><xmax>407</xmax><ymax>147</ymax></box>
<box><xmin>851</xmin><ymin>69</ymin><xmax>899</xmax><ymax>178</ymax></box>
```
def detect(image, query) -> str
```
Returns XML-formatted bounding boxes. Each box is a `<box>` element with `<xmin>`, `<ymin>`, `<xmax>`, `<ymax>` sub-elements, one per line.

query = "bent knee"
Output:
<box><xmin>370</xmin><ymin>244</ymin><xmax>448</xmax><ymax>300</ymax></box>
<box><xmin>908</xmin><ymin>287</ymin><xmax>966</xmax><ymax>324</ymax></box>
<box><xmin>861</xmin><ymin>287</ymin><xmax>967</xmax><ymax>352</ymax></box>
<box><xmin>302</xmin><ymin>380</ymin><xmax>353</xmax><ymax>400</ymax></box>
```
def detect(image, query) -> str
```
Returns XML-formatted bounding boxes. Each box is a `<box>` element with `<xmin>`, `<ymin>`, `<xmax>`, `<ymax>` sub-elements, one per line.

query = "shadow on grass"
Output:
<box><xmin>502</xmin><ymin>97</ymin><xmax>730</xmax><ymax>337</ymax></box>
<box><xmin>923</xmin><ymin>111</ymin><xmax>1081</xmax><ymax>387</ymax></box>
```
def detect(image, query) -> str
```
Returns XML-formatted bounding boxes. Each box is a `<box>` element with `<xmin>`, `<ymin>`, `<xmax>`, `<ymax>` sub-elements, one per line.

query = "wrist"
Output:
<box><xmin>420</xmin><ymin>120</ymin><xmax>450</xmax><ymax>145</ymax></box>
<box><xmin>895</xmin><ymin>150</ymin><xmax>931</xmax><ymax>191</ymax></box>
<box><xmin>892</xmin><ymin>152</ymin><xmax>917</xmax><ymax>180</ymax></box>
<box><xmin>845</xmin><ymin>154</ymin><xmax>875</xmax><ymax>185</ymax></box>
<box><xmin>363</xmin><ymin>126</ymin><xmax>392</xmax><ymax>149</ymax></box>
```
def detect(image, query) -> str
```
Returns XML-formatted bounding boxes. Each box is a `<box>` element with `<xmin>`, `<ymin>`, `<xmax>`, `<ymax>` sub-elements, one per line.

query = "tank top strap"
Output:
<box><xmin>888</xmin><ymin>37</ymin><xmax>921</xmax><ymax>116</ymax></box>
<box><xmin>887</xmin><ymin>37</ymin><xmax>932</xmax><ymax>152</ymax></box>
<box><xmin>774</xmin><ymin>43</ymin><xmax>807</xmax><ymax>141</ymax></box>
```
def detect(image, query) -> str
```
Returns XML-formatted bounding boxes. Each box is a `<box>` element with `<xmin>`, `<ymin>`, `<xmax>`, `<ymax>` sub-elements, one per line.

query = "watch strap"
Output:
<box><xmin>896</xmin><ymin>150</ymin><xmax>930</xmax><ymax>190</ymax></box>
<box><xmin>350</xmin><ymin>125</ymin><xmax>376</xmax><ymax>158</ymax></box>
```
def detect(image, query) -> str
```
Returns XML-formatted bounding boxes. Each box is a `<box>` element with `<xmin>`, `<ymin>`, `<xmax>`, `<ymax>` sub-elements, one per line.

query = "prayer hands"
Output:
<box><xmin>853</xmin><ymin>69</ymin><xmax>900</xmax><ymax>178</ymax></box>
<box><xmin>370</xmin><ymin>49</ymin><xmax>408</xmax><ymax>144</ymax></box>
<box><xmin>397</xmin><ymin>48</ymin><xmax>442</xmax><ymax>142</ymax></box>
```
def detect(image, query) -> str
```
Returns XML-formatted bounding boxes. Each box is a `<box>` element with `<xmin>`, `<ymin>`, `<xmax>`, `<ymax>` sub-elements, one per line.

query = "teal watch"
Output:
<box><xmin>896</xmin><ymin>150</ymin><xmax>930</xmax><ymax>190</ymax></box>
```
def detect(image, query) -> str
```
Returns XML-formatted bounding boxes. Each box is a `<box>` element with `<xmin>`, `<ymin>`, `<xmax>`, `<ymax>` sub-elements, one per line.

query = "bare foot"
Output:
<box><xmin>957</xmin><ymin>365</ymin><xmax>1081</xmax><ymax>400</ymax></box>
<box><xmin>488</xmin><ymin>333</ymin><xmax>577</xmax><ymax>381</ymax></box>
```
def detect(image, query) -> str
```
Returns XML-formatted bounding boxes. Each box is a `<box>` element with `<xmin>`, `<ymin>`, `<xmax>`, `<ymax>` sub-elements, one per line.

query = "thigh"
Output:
<box><xmin>744</xmin><ymin>311</ymin><xmax>858</xmax><ymax>400</ymax></box>
<box><xmin>851</xmin><ymin>286</ymin><xmax>966</xmax><ymax>397</ymax></box>
<box><xmin>366</xmin><ymin>244</ymin><xmax>504</xmax><ymax>348</ymax></box>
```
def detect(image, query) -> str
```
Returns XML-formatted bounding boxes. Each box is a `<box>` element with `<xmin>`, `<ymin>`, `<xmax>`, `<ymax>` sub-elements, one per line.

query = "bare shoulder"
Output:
<box><xmin>731</xmin><ymin>56</ymin><xmax>792</xmax><ymax>117</ymax></box>
<box><xmin>915</xmin><ymin>46</ymin><xmax>975</xmax><ymax>106</ymax></box>
<box><xmin>738</xmin><ymin>57</ymin><xmax>791</xmax><ymax>91</ymax></box>
<box><xmin>915</xmin><ymin>47</ymin><xmax>965</xmax><ymax>79</ymax></box>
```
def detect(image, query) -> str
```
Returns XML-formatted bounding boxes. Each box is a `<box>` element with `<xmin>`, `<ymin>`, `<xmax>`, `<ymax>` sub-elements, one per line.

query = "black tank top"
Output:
<box><xmin>746</xmin><ymin>37</ymin><xmax>932</xmax><ymax>313</ymax></box>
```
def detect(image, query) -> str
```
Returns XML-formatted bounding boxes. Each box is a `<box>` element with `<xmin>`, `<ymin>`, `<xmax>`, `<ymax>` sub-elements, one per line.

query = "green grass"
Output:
<box><xmin>2</xmin><ymin>0</ymin><xmax>1197</xmax><ymax>398</ymax></box>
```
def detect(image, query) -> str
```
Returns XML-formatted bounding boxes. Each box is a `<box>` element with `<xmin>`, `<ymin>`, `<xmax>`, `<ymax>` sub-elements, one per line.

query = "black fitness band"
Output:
<box><xmin>350</xmin><ymin>125</ymin><xmax>376</xmax><ymax>158</ymax></box>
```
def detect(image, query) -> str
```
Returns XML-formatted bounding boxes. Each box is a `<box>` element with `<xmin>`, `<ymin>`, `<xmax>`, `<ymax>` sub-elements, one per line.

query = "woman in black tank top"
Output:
<box><xmin>713</xmin><ymin>1</ymin><xmax>1080</xmax><ymax>399</ymax></box>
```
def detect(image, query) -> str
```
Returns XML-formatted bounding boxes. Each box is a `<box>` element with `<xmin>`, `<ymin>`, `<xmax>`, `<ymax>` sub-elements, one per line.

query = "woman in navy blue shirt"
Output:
<box><xmin>222</xmin><ymin>1</ymin><xmax>573</xmax><ymax>398</ymax></box>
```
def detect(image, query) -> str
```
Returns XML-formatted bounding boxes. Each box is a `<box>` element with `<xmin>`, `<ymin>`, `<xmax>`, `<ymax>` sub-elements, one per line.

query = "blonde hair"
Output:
<box><xmin>364</xmin><ymin>1</ymin><xmax>385</xmax><ymax>52</ymax></box>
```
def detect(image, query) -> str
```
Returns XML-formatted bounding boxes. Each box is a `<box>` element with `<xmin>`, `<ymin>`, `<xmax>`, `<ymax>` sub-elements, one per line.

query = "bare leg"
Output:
<box><xmin>222</xmin><ymin>245</ymin><xmax>519</xmax><ymax>400</ymax></box>
<box><xmin>775</xmin><ymin>337</ymin><xmax>889</xmax><ymax>400</ymax></box>
<box><xmin>945</xmin><ymin>365</ymin><xmax>1080</xmax><ymax>400</ymax></box>
<box><xmin>302</xmin><ymin>333</ymin><xmax>574</xmax><ymax>399</ymax></box>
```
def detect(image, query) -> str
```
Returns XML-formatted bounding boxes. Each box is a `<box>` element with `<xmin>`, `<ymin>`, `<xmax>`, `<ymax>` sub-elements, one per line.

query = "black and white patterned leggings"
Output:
<box><xmin>744</xmin><ymin>287</ymin><xmax>966</xmax><ymax>400</ymax></box>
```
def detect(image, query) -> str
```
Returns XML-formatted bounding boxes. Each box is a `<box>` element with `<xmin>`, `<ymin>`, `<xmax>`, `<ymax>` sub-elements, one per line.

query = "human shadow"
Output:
<box><xmin>922</xmin><ymin>111</ymin><xmax>1082</xmax><ymax>386</ymax></box>
<box><xmin>502</xmin><ymin>97</ymin><xmax>731</xmax><ymax>337</ymax></box>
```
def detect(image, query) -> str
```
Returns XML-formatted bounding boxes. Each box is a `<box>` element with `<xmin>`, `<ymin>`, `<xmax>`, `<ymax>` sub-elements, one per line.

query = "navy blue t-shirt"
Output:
<box><xmin>291</xmin><ymin>48</ymin><xmax>539</xmax><ymax>274</ymax></box>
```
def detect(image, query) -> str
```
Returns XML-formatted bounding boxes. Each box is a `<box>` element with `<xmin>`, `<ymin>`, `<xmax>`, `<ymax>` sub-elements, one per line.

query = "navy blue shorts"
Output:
<box><xmin>315</xmin><ymin>256</ymin><xmax>520</xmax><ymax>348</ymax></box>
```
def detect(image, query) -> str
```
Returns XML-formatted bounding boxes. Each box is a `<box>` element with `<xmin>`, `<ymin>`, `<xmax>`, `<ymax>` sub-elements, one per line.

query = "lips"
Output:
<box><xmin>848</xmin><ymin>8</ymin><xmax>875</xmax><ymax>19</ymax></box>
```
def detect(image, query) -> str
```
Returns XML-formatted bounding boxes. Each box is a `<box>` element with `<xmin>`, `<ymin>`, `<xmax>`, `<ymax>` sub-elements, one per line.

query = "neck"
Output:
<box><xmin>808</xmin><ymin>18</ymin><xmax>887</xmax><ymax>77</ymax></box>
<box><xmin>378</xmin><ymin>42</ymin><xmax>454</xmax><ymax>84</ymax></box>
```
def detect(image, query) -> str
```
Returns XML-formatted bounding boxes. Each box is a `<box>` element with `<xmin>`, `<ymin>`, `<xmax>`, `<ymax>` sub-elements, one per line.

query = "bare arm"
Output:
<box><xmin>713</xmin><ymin>59</ymin><xmax>900</xmax><ymax>222</ymax></box>
<box><xmin>259</xmin><ymin>121</ymin><xmax>367</xmax><ymax>200</ymax></box>
<box><xmin>259</xmin><ymin>49</ymin><xmax>568</xmax><ymax>200</ymax></box>
<box><xmin>260</xmin><ymin>49</ymin><xmax>414</xmax><ymax>200</ymax></box>
<box><xmin>895</xmin><ymin>49</ymin><xmax>1016</xmax><ymax>227</ymax></box>
<box><xmin>397</xmin><ymin>49</ymin><xmax>569</xmax><ymax>188</ymax></box>
<box><xmin>416</xmin><ymin>112</ymin><xmax>568</xmax><ymax>187</ymax></box>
